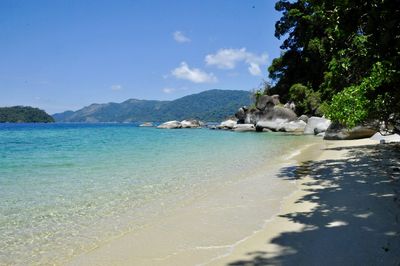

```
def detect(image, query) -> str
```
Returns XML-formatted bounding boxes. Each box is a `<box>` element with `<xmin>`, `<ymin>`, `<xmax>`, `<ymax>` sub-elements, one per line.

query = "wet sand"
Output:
<box><xmin>68</xmin><ymin>138</ymin><xmax>400</xmax><ymax>265</ymax></box>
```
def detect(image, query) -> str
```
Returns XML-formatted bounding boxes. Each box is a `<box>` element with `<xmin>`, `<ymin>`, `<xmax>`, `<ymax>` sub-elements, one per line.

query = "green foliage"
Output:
<box><xmin>325</xmin><ymin>62</ymin><xmax>392</xmax><ymax>127</ymax></box>
<box><xmin>53</xmin><ymin>90</ymin><xmax>253</xmax><ymax>122</ymax></box>
<box><xmin>0</xmin><ymin>106</ymin><xmax>54</xmax><ymax>123</ymax></box>
<box><xmin>270</xmin><ymin>0</ymin><xmax>400</xmax><ymax>126</ymax></box>
<box><xmin>326</xmin><ymin>85</ymin><xmax>369</xmax><ymax>128</ymax></box>
<box><xmin>289</xmin><ymin>83</ymin><xmax>321</xmax><ymax>115</ymax></box>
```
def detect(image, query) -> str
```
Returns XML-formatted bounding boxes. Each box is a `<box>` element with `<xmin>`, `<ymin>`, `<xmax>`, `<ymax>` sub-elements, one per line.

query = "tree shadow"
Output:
<box><xmin>228</xmin><ymin>144</ymin><xmax>400</xmax><ymax>266</ymax></box>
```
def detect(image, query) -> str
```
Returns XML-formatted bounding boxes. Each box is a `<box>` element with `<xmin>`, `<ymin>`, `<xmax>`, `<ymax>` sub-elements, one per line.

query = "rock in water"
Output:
<box><xmin>181</xmin><ymin>120</ymin><xmax>202</xmax><ymax>128</ymax></box>
<box><xmin>304</xmin><ymin>117</ymin><xmax>331</xmax><ymax>135</ymax></box>
<box><xmin>157</xmin><ymin>120</ymin><xmax>182</xmax><ymax>129</ymax></box>
<box><xmin>218</xmin><ymin>119</ymin><xmax>237</xmax><ymax>129</ymax></box>
<box><xmin>233</xmin><ymin>124</ymin><xmax>256</xmax><ymax>132</ymax></box>
<box><xmin>324</xmin><ymin>122</ymin><xmax>377</xmax><ymax>140</ymax></box>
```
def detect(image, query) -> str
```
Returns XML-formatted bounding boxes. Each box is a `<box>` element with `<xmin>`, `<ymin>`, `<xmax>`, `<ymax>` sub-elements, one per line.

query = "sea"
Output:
<box><xmin>0</xmin><ymin>123</ymin><xmax>316</xmax><ymax>265</ymax></box>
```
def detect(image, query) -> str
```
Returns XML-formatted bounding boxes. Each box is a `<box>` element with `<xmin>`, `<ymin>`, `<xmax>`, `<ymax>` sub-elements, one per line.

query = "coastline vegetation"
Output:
<box><xmin>267</xmin><ymin>0</ymin><xmax>400</xmax><ymax>128</ymax></box>
<box><xmin>0</xmin><ymin>106</ymin><xmax>54</xmax><ymax>123</ymax></box>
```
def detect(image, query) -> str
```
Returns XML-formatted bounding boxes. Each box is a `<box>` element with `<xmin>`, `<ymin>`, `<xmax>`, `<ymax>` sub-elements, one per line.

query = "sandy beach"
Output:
<box><xmin>68</xmin><ymin>138</ymin><xmax>400</xmax><ymax>266</ymax></box>
<box><xmin>210</xmin><ymin>139</ymin><xmax>400</xmax><ymax>265</ymax></box>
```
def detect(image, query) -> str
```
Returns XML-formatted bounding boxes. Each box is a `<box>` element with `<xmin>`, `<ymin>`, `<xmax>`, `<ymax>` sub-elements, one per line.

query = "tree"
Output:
<box><xmin>269</xmin><ymin>0</ymin><xmax>400</xmax><ymax>127</ymax></box>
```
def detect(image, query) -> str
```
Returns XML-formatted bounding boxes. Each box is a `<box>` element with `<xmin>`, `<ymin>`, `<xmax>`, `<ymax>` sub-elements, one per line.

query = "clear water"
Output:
<box><xmin>0</xmin><ymin>123</ymin><xmax>314</xmax><ymax>265</ymax></box>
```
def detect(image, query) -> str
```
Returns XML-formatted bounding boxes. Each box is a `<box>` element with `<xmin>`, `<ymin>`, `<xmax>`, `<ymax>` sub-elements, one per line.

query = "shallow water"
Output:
<box><xmin>0</xmin><ymin>123</ymin><xmax>315</xmax><ymax>265</ymax></box>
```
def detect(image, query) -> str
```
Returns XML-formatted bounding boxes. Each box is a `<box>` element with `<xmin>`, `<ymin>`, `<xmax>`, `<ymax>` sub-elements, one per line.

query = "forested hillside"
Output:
<box><xmin>53</xmin><ymin>90</ymin><xmax>252</xmax><ymax>122</ymax></box>
<box><xmin>0</xmin><ymin>106</ymin><xmax>55</xmax><ymax>123</ymax></box>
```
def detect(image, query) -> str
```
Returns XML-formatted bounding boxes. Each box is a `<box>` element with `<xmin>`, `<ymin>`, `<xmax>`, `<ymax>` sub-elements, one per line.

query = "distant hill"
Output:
<box><xmin>53</xmin><ymin>90</ymin><xmax>252</xmax><ymax>122</ymax></box>
<box><xmin>0</xmin><ymin>106</ymin><xmax>54</xmax><ymax>123</ymax></box>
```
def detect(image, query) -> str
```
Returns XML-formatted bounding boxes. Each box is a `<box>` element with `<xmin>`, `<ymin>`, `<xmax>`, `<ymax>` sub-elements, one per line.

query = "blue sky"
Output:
<box><xmin>0</xmin><ymin>0</ymin><xmax>282</xmax><ymax>113</ymax></box>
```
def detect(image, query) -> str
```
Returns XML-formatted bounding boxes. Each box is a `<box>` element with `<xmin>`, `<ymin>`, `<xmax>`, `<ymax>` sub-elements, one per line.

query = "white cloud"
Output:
<box><xmin>111</xmin><ymin>84</ymin><xmax>122</xmax><ymax>91</ymax></box>
<box><xmin>248</xmin><ymin>62</ymin><xmax>262</xmax><ymax>76</ymax></box>
<box><xmin>173</xmin><ymin>31</ymin><xmax>191</xmax><ymax>43</ymax></box>
<box><xmin>171</xmin><ymin>62</ymin><xmax>217</xmax><ymax>83</ymax></box>
<box><xmin>162</xmin><ymin>88</ymin><xmax>175</xmax><ymax>94</ymax></box>
<box><xmin>205</xmin><ymin>48</ymin><xmax>268</xmax><ymax>76</ymax></box>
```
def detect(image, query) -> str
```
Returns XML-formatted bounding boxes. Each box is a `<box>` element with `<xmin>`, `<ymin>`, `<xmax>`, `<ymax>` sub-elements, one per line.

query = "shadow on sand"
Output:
<box><xmin>228</xmin><ymin>144</ymin><xmax>400</xmax><ymax>266</ymax></box>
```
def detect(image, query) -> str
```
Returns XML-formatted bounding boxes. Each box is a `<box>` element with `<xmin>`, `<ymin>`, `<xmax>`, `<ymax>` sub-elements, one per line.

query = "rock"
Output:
<box><xmin>245</xmin><ymin>110</ymin><xmax>257</xmax><ymax>124</ymax></box>
<box><xmin>217</xmin><ymin>119</ymin><xmax>237</xmax><ymax>129</ymax></box>
<box><xmin>256</xmin><ymin>119</ymin><xmax>288</xmax><ymax>132</ymax></box>
<box><xmin>271</xmin><ymin>106</ymin><xmax>297</xmax><ymax>121</ymax></box>
<box><xmin>157</xmin><ymin>120</ymin><xmax>182</xmax><ymax>129</ymax></box>
<box><xmin>233</xmin><ymin>124</ymin><xmax>256</xmax><ymax>132</ymax></box>
<box><xmin>284</xmin><ymin>101</ymin><xmax>296</xmax><ymax>111</ymax></box>
<box><xmin>281</xmin><ymin>120</ymin><xmax>307</xmax><ymax>133</ymax></box>
<box><xmin>298</xmin><ymin>115</ymin><xmax>309</xmax><ymax>123</ymax></box>
<box><xmin>181</xmin><ymin>119</ymin><xmax>202</xmax><ymax>128</ymax></box>
<box><xmin>271</xmin><ymin>95</ymin><xmax>281</xmax><ymax>105</ymax></box>
<box><xmin>256</xmin><ymin>95</ymin><xmax>276</xmax><ymax>111</ymax></box>
<box><xmin>304</xmin><ymin>116</ymin><xmax>331</xmax><ymax>135</ymax></box>
<box><xmin>370</xmin><ymin>132</ymin><xmax>400</xmax><ymax>143</ymax></box>
<box><xmin>255</xmin><ymin>107</ymin><xmax>297</xmax><ymax>122</ymax></box>
<box><xmin>323</xmin><ymin>122</ymin><xmax>377</xmax><ymax>140</ymax></box>
<box><xmin>316</xmin><ymin>132</ymin><xmax>325</xmax><ymax>137</ymax></box>
<box><xmin>139</xmin><ymin>122</ymin><xmax>153</xmax><ymax>127</ymax></box>
<box><xmin>237</xmin><ymin>94</ymin><xmax>297</xmax><ymax>126</ymax></box>
<box><xmin>235</xmin><ymin>107</ymin><xmax>247</xmax><ymax>124</ymax></box>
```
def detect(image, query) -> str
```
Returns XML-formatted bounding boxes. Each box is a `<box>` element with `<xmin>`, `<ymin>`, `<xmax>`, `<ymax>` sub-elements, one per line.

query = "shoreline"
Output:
<box><xmin>66</xmin><ymin>137</ymin><xmax>400</xmax><ymax>265</ymax></box>
<box><xmin>66</xmin><ymin>137</ymin><xmax>321</xmax><ymax>266</ymax></box>
<box><xmin>208</xmin><ymin>139</ymin><xmax>400</xmax><ymax>265</ymax></box>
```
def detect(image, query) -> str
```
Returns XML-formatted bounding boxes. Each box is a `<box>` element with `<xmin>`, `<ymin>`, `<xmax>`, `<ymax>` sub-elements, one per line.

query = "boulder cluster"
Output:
<box><xmin>155</xmin><ymin>119</ymin><xmax>204</xmax><ymax>129</ymax></box>
<box><xmin>218</xmin><ymin>94</ymin><xmax>377</xmax><ymax>140</ymax></box>
<box><xmin>148</xmin><ymin>94</ymin><xmax>391</xmax><ymax>140</ymax></box>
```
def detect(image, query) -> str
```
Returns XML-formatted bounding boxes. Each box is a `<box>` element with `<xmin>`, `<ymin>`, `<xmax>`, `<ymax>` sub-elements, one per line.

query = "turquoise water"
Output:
<box><xmin>0</xmin><ymin>124</ymin><xmax>313</xmax><ymax>265</ymax></box>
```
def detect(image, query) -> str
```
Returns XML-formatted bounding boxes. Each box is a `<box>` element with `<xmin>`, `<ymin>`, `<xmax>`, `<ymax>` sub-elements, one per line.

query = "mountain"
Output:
<box><xmin>53</xmin><ymin>90</ymin><xmax>252</xmax><ymax>122</ymax></box>
<box><xmin>0</xmin><ymin>106</ymin><xmax>55</xmax><ymax>123</ymax></box>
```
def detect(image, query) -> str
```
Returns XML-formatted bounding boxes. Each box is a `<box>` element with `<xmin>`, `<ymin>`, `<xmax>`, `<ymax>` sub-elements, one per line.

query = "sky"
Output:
<box><xmin>0</xmin><ymin>0</ymin><xmax>283</xmax><ymax>114</ymax></box>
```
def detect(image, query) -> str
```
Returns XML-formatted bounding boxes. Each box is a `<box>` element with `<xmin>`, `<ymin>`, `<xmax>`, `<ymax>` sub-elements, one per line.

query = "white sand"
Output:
<box><xmin>68</xmin><ymin>139</ymin><xmax>400</xmax><ymax>265</ymax></box>
<box><xmin>208</xmin><ymin>139</ymin><xmax>400</xmax><ymax>265</ymax></box>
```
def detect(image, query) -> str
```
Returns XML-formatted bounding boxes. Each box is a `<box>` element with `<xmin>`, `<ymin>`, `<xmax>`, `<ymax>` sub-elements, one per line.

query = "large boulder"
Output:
<box><xmin>157</xmin><ymin>120</ymin><xmax>182</xmax><ymax>129</ymax></box>
<box><xmin>236</xmin><ymin>94</ymin><xmax>297</xmax><ymax>127</ymax></box>
<box><xmin>256</xmin><ymin>119</ymin><xmax>288</xmax><ymax>132</ymax></box>
<box><xmin>235</xmin><ymin>107</ymin><xmax>247</xmax><ymax>124</ymax></box>
<box><xmin>272</xmin><ymin>106</ymin><xmax>297</xmax><ymax>121</ymax></box>
<box><xmin>281</xmin><ymin>120</ymin><xmax>307</xmax><ymax>133</ymax></box>
<box><xmin>217</xmin><ymin>119</ymin><xmax>237</xmax><ymax>129</ymax></box>
<box><xmin>304</xmin><ymin>116</ymin><xmax>331</xmax><ymax>135</ymax></box>
<box><xmin>245</xmin><ymin>110</ymin><xmax>257</xmax><ymax>124</ymax></box>
<box><xmin>323</xmin><ymin>122</ymin><xmax>377</xmax><ymax>140</ymax></box>
<box><xmin>256</xmin><ymin>95</ymin><xmax>276</xmax><ymax>111</ymax></box>
<box><xmin>271</xmin><ymin>94</ymin><xmax>281</xmax><ymax>105</ymax></box>
<box><xmin>233</xmin><ymin>124</ymin><xmax>256</xmax><ymax>132</ymax></box>
<box><xmin>181</xmin><ymin>119</ymin><xmax>202</xmax><ymax>128</ymax></box>
<box><xmin>255</xmin><ymin>107</ymin><xmax>297</xmax><ymax>122</ymax></box>
<box><xmin>298</xmin><ymin>115</ymin><xmax>309</xmax><ymax>123</ymax></box>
